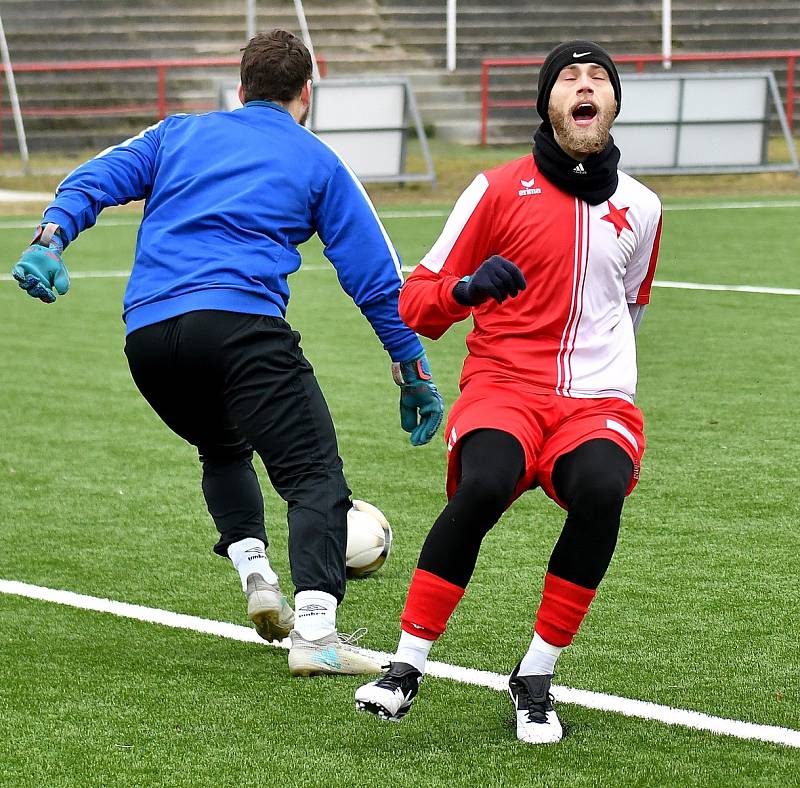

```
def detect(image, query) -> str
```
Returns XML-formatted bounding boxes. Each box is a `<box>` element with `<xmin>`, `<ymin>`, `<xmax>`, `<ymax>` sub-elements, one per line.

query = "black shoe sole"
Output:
<box><xmin>355</xmin><ymin>699</ymin><xmax>411</xmax><ymax>723</ymax></box>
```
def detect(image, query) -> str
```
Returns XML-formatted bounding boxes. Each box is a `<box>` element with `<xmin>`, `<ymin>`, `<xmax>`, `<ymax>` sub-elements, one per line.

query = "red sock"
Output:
<box><xmin>533</xmin><ymin>572</ymin><xmax>597</xmax><ymax>647</ymax></box>
<box><xmin>400</xmin><ymin>568</ymin><xmax>465</xmax><ymax>641</ymax></box>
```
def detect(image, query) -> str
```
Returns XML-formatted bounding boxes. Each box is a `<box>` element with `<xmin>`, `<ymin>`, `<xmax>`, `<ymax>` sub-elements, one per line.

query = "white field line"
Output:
<box><xmin>383</xmin><ymin>202</ymin><xmax>800</xmax><ymax>216</ymax></box>
<box><xmin>3</xmin><ymin>269</ymin><xmax>133</xmax><ymax>280</ymax></box>
<box><xmin>2</xmin><ymin>268</ymin><xmax>799</xmax><ymax>297</ymax></box>
<box><xmin>0</xmin><ymin>216</ymin><xmax>457</xmax><ymax>229</ymax></box>
<box><xmin>0</xmin><ymin>189</ymin><xmax>56</xmax><ymax>202</ymax></box>
<box><xmin>382</xmin><ymin>200</ymin><xmax>800</xmax><ymax>215</ymax></box>
<box><xmin>0</xmin><ymin>218</ymin><xmax>143</xmax><ymax>229</ymax></box>
<box><xmin>2</xmin><ymin>579</ymin><xmax>799</xmax><ymax>749</ymax></box>
<box><xmin>654</xmin><ymin>280</ymin><xmax>800</xmax><ymax>296</ymax></box>
<box><xmin>0</xmin><ymin>199</ymin><xmax>799</xmax><ymax>230</ymax></box>
<box><xmin>663</xmin><ymin>200</ymin><xmax>800</xmax><ymax>212</ymax></box>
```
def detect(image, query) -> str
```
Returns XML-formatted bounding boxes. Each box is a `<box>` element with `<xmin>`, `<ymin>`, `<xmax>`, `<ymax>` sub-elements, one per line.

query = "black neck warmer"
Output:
<box><xmin>533</xmin><ymin>123</ymin><xmax>620</xmax><ymax>205</ymax></box>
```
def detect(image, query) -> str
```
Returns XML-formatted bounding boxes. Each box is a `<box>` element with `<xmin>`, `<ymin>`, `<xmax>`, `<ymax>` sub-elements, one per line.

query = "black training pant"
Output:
<box><xmin>417</xmin><ymin>429</ymin><xmax>633</xmax><ymax>590</ymax></box>
<box><xmin>124</xmin><ymin>310</ymin><xmax>351</xmax><ymax>602</ymax></box>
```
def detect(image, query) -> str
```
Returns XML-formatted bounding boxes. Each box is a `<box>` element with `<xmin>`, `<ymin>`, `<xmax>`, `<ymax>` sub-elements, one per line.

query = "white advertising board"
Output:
<box><xmin>613</xmin><ymin>71</ymin><xmax>796</xmax><ymax>174</ymax></box>
<box><xmin>311</xmin><ymin>82</ymin><xmax>406</xmax><ymax>177</ymax></box>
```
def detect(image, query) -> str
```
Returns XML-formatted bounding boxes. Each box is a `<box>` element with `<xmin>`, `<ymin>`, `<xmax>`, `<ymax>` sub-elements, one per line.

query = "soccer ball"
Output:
<box><xmin>346</xmin><ymin>499</ymin><xmax>393</xmax><ymax>578</ymax></box>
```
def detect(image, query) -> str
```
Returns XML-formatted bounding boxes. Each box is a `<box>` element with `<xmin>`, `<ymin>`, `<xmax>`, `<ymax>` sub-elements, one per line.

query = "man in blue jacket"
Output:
<box><xmin>11</xmin><ymin>29</ymin><xmax>443</xmax><ymax>676</ymax></box>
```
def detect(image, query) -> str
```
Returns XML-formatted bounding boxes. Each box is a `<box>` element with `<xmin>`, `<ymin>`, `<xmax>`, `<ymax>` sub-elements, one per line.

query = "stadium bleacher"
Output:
<box><xmin>0</xmin><ymin>0</ymin><xmax>797</xmax><ymax>149</ymax></box>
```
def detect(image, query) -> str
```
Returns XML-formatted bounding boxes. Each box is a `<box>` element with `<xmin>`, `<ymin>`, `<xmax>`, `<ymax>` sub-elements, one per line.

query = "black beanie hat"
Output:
<box><xmin>536</xmin><ymin>40</ymin><xmax>622</xmax><ymax>120</ymax></box>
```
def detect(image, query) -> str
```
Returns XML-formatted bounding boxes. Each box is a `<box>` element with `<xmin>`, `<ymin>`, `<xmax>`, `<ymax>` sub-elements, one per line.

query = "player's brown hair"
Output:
<box><xmin>240</xmin><ymin>29</ymin><xmax>313</xmax><ymax>104</ymax></box>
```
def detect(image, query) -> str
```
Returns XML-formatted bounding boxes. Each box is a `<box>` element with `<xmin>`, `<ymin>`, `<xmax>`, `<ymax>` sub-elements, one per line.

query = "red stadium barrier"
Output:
<box><xmin>480</xmin><ymin>51</ymin><xmax>800</xmax><ymax>145</ymax></box>
<box><xmin>0</xmin><ymin>56</ymin><xmax>328</xmax><ymax>152</ymax></box>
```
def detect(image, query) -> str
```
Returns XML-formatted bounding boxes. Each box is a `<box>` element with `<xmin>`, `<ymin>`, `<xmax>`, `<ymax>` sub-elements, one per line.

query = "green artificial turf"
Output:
<box><xmin>1</xmin><ymin>201</ymin><xmax>798</xmax><ymax>786</ymax></box>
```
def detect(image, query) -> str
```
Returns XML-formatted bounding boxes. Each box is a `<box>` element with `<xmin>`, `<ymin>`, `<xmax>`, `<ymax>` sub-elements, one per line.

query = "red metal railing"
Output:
<box><xmin>481</xmin><ymin>51</ymin><xmax>800</xmax><ymax>145</ymax></box>
<box><xmin>0</xmin><ymin>56</ymin><xmax>327</xmax><ymax>151</ymax></box>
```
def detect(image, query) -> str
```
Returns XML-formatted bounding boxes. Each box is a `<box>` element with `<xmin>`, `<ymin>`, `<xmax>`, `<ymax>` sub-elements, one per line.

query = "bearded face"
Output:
<box><xmin>549</xmin><ymin>98</ymin><xmax>615</xmax><ymax>156</ymax></box>
<box><xmin>547</xmin><ymin>64</ymin><xmax>617</xmax><ymax>158</ymax></box>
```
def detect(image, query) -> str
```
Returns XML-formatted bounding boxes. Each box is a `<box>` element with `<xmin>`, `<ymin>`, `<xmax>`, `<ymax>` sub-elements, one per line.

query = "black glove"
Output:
<box><xmin>453</xmin><ymin>255</ymin><xmax>526</xmax><ymax>307</ymax></box>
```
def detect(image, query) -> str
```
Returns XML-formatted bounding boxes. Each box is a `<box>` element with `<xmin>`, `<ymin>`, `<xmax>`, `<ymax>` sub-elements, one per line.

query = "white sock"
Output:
<box><xmin>227</xmin><ymin>538</ymin><xmax>278</xmax><ymax>591</ymax></box>
<box><xmin>394</xmin><ymin>630</ymin><xmax>435</xmax><ymax>674</ymax></box>
<box><xmin>518</xmin><ymin>632</ymin><xmax>563</xmax><ymax>676</ymax></box>
<box><xmin>294</xmin><ymin>590</ymin><xmax>337</xmax><ymax>640</ymax></box>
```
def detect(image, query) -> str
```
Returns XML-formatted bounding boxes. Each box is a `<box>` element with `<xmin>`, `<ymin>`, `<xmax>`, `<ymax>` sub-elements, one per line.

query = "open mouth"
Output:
<box><xmin>571</xmin><ymin>103</ymin><xmax>598</xmax><ymax>127</ymax></box>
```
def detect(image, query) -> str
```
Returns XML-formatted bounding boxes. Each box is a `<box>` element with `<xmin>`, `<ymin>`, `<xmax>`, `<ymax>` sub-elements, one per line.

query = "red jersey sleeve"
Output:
<box><xmin>398</xmin><ymin>173</ymin><xmax>494</xmax><ymax>339</ymax></box>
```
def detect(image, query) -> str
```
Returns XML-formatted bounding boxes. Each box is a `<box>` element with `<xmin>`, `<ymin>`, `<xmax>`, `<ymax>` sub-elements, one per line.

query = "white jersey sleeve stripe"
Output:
<box><xmin>57</xmin><ymin>119</ymin><xmax>167</xmax><ymax>192</ymax></box>
<box><xmin>420</xmin><ymin>174</ymin><xmax>490</xmax><ymax>274</ymax></box>
<box><xmin>557</xmin><ymin>198</ymin><xmax>584</xmax><ymax>394</ymax></box>
<box><xmin>564</xmin><ymin>202</ymin><xmax>591</xmax><ymax>395</ymax></box>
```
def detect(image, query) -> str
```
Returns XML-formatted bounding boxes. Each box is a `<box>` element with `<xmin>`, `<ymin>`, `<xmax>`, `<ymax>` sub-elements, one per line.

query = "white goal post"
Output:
<box><xmin>0</xmin><ymin>12</ymin><xmax>29</xmax><ymax>173</ymax></box>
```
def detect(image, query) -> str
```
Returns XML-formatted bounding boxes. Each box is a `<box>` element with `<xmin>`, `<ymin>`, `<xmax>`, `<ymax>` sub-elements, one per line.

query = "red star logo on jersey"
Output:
<box><xmin>601</xmin><ymin>201</ymin><xmax>632</xmax><ymax>238</ymax></box>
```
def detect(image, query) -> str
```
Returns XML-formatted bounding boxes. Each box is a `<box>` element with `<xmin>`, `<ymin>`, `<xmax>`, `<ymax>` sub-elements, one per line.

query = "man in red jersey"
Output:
<box><xmin>355</xmin><ymin>40</ymin><xmax>662</xmax><ymax>743</ymax></box>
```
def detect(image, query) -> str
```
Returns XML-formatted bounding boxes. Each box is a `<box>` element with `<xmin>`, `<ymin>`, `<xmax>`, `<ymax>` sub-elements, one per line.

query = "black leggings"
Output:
<box><xmin>417</xmin><ymin>430</ymin><xmax>633</xmax><ymax>590</ymax></box>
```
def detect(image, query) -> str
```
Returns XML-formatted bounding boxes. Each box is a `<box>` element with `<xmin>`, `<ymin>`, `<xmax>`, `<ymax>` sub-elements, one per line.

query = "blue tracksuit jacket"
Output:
<box><xmin>42</xmin><ymin>101</ymin><xmax>423</xmax><ymax>362</ymax></box>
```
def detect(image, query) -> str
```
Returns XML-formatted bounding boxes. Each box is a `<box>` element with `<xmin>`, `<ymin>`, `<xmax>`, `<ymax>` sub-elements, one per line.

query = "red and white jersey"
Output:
<box><xmin>398</xmin><ymin>155</ymin><xmax>662</xmax><ymax>403</ymax></box>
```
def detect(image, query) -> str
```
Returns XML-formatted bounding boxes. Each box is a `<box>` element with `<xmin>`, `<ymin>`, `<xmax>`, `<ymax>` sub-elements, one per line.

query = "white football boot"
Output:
<box><xmin>245</xmin><ymin>573</ymin><xmax>294</xmax><ymax>643</ymax></box>
<box><xmin>507</xmin><ymin>663</ymin><xmax>563</xmax><ymax>744</ymax></box>
<box><xmin>355</xmin><ymin>662</ymin><xmax>423</xmax><ymax>722</ymax></box>
<box><xmin>288</xmin><ymin>629</ymin><xmax>382</xmax><ymax>676</ymax></box>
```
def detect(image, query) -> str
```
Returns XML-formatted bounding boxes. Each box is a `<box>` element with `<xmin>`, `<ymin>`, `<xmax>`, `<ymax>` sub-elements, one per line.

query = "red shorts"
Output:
<box><xmin>444</xmin><ymin>376</ymin><xmax>645</xmax><ymax>510</ymax></box>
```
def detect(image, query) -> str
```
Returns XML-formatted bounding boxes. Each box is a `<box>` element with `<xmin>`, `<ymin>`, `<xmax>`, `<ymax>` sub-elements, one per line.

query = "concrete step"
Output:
<box><xmin>379</xmin><ymin>0</ymin><xmax>659</xmax><ymax>9</ymax></box>
<box><xmin>1</xmin><ymin>0</ymin><xmax>796</xmax><ymax>154</ymax></box>
<box><xmin>380</xmin><ymin>0</ymin><xmax>794</xmax><ymax>11</ymax></box>
<box><xmin>415</xmin><ymin>101</ymin><xmax>483</xmax><ymax>121</ymax></box>
<box><xmin>384</xmin><ymin>15</ymin><xmax>658</xmax><ymax>30</ymax></box>
<box><xmin>12</xmin><ymin>125</ymin><xmax>159</xmax><ymax>153</ymax></box>
<box><xmin>433</xmin><ymin>118</ymin><xmax>484</xmax><ymax>144</ymax></box>
<box><xmin>379</xmin><ymin>29</ymin><xmax>660</xmax><ymax>47</ymax></box>
<box><xmin>672</xmin><ymin>0</ymin><xmax>798</xmax><ymax>9</ymax></box>
<box><xmin>0</xmin><ymin>0</ymin><xmax>377</xmax><ymax>13</ymax></box>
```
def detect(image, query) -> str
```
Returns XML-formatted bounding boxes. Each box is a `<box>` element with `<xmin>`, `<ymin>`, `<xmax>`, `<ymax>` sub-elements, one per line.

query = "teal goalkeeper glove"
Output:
<box><xmin>12</xmin><ymin>222</ymin><xmax>70</xmax><ymax>304</ymax></box>
<box><xmin>392</xmin><ymin>352</ymin><xmax>444</xmax><ymax>447</ymax></box>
